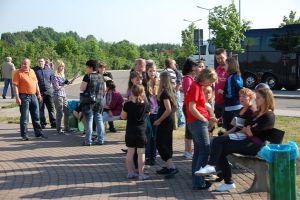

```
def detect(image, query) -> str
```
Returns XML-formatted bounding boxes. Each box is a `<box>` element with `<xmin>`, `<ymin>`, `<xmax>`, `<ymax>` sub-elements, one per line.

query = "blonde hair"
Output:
<box><xmin>226</xmin><ymin>57</ymin><xmax>240</xmax><ymax>75</ymax></box>
<box><xmin>146</xmin><ymin>62</ymin><xmax>158</xmax><ymax>96</ymax></box>
<box><xmin>256</xmin><ymin>88</ymin><xmax>275</xmax><ymax>113</ymax></box>
<box><xmin>131</xmin><ymin>84</ymin><xmax>145</xmax><ymax>103</ymax></box>
<box><xmin>158</xmin><ymin>71</ymin><xmax>176</xmax><ymax>107</ymax></box>
<box><xmin>54</xmin><ymin>60</ymin><xmax>65</xmax><ymax>78</ymax></box>
<box><xmin>203</xmin><ymin>86</ymin><xmax>214</xmax><ymax>104</ymax></box>
<box><xmin>195</xmin><ymin>68</ymin><xmax>218</xmax><ymax>84</ymax></box>
<box><xmin>239</xmin><ymin>88</ymin><xmax>256</xmax><ymax>101</ymax></box>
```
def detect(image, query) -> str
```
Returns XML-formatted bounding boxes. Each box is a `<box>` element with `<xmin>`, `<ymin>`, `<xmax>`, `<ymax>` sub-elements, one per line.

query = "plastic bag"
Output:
<box><xmin>258</xmin><ymin>141</ymin><xmax>299</xmax><ymax>163</ymax></box>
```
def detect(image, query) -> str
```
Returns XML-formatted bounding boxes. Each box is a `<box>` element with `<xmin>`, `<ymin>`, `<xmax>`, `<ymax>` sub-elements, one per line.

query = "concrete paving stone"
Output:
<box><xmin>0</xmin><ymin>123</ymin><xmax>299</xmax><ymax>199</ymax></box>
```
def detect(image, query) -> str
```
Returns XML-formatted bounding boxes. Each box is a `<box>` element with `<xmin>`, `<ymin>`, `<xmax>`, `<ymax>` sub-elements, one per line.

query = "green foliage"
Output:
<box><xmin>279</xmin><ymin>11</ymin><xmax>300</xmax><ymax>27</ymax></box>
<box><xmin>0</xmin><ymin>26</ymin><xmax>186</xmax><ymax>72</ymax></box>
<box><xmin>180</xmin><ymin>23</ymin><xmax>196</xmax><ymax>58</ymax></box>
<box><xmin>208</xmin><ymin>3</ymin><xmax>251</xmax><ymax>53</ymax></box>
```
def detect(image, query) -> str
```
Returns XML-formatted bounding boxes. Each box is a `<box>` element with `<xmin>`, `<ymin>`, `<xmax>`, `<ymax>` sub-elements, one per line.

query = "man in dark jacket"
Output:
<box><xmin>33</xmin><ymin>57</ymin><xmax>56</xmax><ymax>128</ymax></box>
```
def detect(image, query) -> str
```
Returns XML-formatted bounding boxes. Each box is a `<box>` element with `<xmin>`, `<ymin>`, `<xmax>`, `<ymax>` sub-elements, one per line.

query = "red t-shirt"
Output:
<box><xmin>215</xmin><ymin>66</ymin><xmax>229</xmax><ymax>105</ymax></box>
<box><xmin>185</xmin><ymin>81</ymin><xmax>210</xmax><ymax>123</ymax></box>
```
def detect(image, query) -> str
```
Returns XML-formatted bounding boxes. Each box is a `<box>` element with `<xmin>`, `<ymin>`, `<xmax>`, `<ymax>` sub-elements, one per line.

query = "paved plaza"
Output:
<box><xmin>0</xmin><ymin>123</ymin><xmax>281</xmax><ymax>200</ymax></box>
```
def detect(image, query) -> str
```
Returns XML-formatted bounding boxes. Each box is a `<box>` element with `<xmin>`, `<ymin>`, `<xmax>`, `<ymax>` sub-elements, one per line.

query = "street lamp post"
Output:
<box><xmin>183</xmin><ymin>18</ymin><xmax>202</xmax><ymax>61</ymax></box>
<box><xmin>197</xmin><ymin>6</ymin><xmax>213</xmax><ymax>40</ymax></box>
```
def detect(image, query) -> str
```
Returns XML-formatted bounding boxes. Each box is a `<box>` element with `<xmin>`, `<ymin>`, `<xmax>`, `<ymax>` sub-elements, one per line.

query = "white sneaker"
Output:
<box><xmin>194</xmin><ymin>165</ymin><xmax>216</xmax><ymax>175</ymax></box>
<box><xmin>215</xmin><ymin>183</ymin><xmax>236</xmax><ymax>192</ymax></box>
<box><xmin>183</xmin><ymin>151</ymin><xmax>193</xmax><ymax>159</ymax></box>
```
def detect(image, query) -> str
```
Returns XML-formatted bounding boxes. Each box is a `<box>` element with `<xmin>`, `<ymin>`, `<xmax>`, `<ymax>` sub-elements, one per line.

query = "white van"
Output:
<box><xmin>189</xmin><ymin>41</ymin><xmax>216</xmax><ymax>68</ymax></box>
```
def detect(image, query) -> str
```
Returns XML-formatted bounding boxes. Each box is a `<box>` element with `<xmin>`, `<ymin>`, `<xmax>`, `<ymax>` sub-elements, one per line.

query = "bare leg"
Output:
<box><xmin>137</xmin><ymin>148</ymin><xmax>145</xmax><ymax>175</ymax></box>
<box><xmin>126</xmin><ymin>147</ymin><xmax>135</xmax><ymax>174</ymax></box>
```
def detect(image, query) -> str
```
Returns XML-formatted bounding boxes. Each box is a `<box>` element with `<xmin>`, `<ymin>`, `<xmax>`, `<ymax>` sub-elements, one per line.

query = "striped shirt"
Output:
<box><xmin>163</xmin><ymin>68</ymin><xmax>177</xmax><ymax>87</ymax></box>
<box><xmin>52</xmin><ymin>75</ymin><xmax>66</xmax><ymax>97</ymax></box>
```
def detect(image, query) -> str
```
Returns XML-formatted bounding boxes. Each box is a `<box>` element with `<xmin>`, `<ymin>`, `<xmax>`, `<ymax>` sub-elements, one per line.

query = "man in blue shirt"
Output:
<box><xmin>33</xmin><ymin>57</ymin><xmax>56</xmax><ymax>128</ymax></box>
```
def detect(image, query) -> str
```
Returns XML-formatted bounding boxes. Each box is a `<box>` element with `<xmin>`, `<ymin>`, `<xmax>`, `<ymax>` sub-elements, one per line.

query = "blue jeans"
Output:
<box><xmin>2</xmin><ymin>79</ymin><xmax>14</xmax><ymax>97</ymax></box>
<box><xmin>176</xmin><ymin>91</ymin><xmax>185</xmax><ymax>127</ymax></box>
<box><xmin>19</xmin><ymin>94</ymin><xmax>43</xmax><ymax>137</ymax></box>
<box><xmin>145</xmin><ymin>114</ymin><xmax>157</xmax><ymax>160</ymax></box>
<box><xmin>84</xmin><ymin>110</ymin><xmax>105</xmax><ymax>145</ymax></box>
<box><xmin>188</xmin><ymin>120</ymin><xmax>210</xmax><ymax>187</ymax></box>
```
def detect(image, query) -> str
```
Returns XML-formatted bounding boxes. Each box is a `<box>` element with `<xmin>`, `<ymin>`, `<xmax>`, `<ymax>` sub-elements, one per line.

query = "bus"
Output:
<box><xmin>189</xmin><ymin>41</ymin><xmax>216</xmax><ymax>68</ymax></box>
<box><xmin>239</xmin><ymin>24</ymin><xmax>300</xmax><ymax>90</ymax></box>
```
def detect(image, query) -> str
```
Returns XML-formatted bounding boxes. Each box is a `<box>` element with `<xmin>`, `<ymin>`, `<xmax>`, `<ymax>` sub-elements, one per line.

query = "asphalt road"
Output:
<box><xmin>1</xmin><ymin>70</ymin><xmax>300</xmax><ymax>116</ymax></box>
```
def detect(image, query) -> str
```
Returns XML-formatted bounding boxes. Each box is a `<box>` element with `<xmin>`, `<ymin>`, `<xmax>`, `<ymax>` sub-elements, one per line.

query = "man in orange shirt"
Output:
<box><xmin>13</xmin><ymin>58</ymin><xmax>47</xmax><ymax>140</ymax></box>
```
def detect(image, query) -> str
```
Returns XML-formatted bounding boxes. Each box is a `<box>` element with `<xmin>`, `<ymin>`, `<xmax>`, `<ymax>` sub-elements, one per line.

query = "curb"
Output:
<box><xmin>273</xmin><ymin>95</ymin><xmax>300</xmax><ymax>99</ymax></box>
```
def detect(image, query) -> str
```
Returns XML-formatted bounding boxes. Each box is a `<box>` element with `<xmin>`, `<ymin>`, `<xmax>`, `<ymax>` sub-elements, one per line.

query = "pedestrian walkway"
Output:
<box><xmin>0</xmin><ymin>123</ymin><xmax>282</xmax><ymax>200</ymax></box>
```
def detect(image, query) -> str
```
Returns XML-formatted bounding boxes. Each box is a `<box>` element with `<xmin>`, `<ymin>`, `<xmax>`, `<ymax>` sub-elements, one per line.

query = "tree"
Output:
<box><xmin>180</xmin><ymin>23</ymin><xmax>196</xmax><ymax>57</ymax></box>
<box><xmin>279</xmin><ymin>11</ymin><xmax>300</xmax><ymax>27</ymax></box>
<box><xmin>208</xmin><ymin>3</ymin><xmax>251</xmax><ymax>53</ymax></box>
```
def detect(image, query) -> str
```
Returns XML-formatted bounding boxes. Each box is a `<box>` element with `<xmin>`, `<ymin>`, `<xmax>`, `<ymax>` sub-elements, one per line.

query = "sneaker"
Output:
<box><xmin>57</xmin><ymin>129</ymin><xmax>65</xmax><ymax>135</ymax></box>
<box><xmin>195</xmin><ymin>165</ymin><xmax>216</xmax><ymax>176</ymax></box>
<box><xmin>82</xmin><ymin>142</ymin><xmax>91</xmax><ymax>146</ymax></box>
<box><xmin>215</xmin><ymin>183</ymin><xmax>236</xmax><ymax>192</ymax></box>
<box><xmin>51</xmin><ymin>124</ymin><xmax>56</xmax><ymax>129</ymax></box>
<box><xmin>145</xmin><ymin>159</ymin><xmax>151</xmax><ymax>166</ymax></box>
<box><xmin>192</xmin><ymin>181</ymin><xmax>212</xmax><ymax>190</ymax></box>
<box><xmin>156</xmin><ymin>167</ymin><xmax>170</xmax><ymax>174</ymax></box>
<box><xmin>165</xmin><ymin>168</ymin><xmax>179</xmax><ymax>179</ymax></box>
<box><xmin>64</xmin><ymin>129</ymin><xmax>76</xmax><ymax>134</ymax></box>
<box><xmin>138</xmin><ymin>174</ymin><xmax>150</xmax><ymax>180</ymax></box>
<box><xmin>21</xmin><ymin>136</ymin><xmax>29</xmax><ymax>141</ymax></box>
<box><xmin>121</xmin><ymin>149</ymin><xmax>128</xmax><ymax>153</ymax></box>
<box><xmin>36</xmin><ymin>134</ymin><xmax>48</xmax><ymax>139</ymax></box>
<box><xmin>109</xmin><ymin>128</ymin><xmax>117</xmax><ymax>133</ymax></box>
<box><xmin>41</xmin><ymin>125</ymin><xmax>46</xmax><ymax>129</ymax></box>
<box><xmin>183</xmin><ymin>151</ymin><xmax>193</xmax><ymax>159</ymax></box>
<box><xmin>2</xmin><ymin>95</ymin><xmax>6</xmax><ymax>99</ymax></box>
<box><xmin>127</xmin><ymin>173</ymin><xmax>138</xmax><ymax>179</ymax></box>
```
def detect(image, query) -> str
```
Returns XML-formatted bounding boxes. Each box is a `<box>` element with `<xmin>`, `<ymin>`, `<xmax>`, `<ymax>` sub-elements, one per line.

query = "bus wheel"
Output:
<box><xmin>244</xmin><ymin>74</ymin><xmax>257</xmax><ymax>89</ymax></box>
<box><xmin>263</xmin><ymin>75</ymin><xmax>281</xmax><ymax>90</ymax></box>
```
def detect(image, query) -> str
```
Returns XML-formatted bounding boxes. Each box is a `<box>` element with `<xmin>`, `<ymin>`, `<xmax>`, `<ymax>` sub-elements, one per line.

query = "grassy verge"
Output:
<box><xmin>1</xmin><ymin>102</ymin><xmax>18</xmax><ymax>109</ymax></box>
<box><xmin>0</xmin><ymin>116</ymin><xmax>19</xmax><ymax>123</ymax></box>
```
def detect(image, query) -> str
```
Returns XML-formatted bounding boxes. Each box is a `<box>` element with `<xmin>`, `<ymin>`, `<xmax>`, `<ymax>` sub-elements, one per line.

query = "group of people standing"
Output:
<box><xmin>6</xmin><ymin>51</ymin><xmax>276</xmax><ymax>191</ymax></box>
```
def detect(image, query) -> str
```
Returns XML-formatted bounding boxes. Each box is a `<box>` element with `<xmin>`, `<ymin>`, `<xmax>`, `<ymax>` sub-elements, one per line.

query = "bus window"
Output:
<box><xmin>200</xmin><ymin>45</ymin><xmax>206</xmax><ymax>55</ymax></box>
<box><xmin>208</xmin><ymin>44</ymin><xmax>216</xmax><ymax>54</ymax></box>
<box><xmin>245</xmin><ymin>36</ymin><xmax>261</xmax><ymax>51</ymax></box>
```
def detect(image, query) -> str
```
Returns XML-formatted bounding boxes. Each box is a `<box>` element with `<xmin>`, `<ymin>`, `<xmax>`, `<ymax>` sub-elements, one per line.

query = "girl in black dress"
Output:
<box><xmin>121</xmin><ymin>84</ymin><xmax>150</xmax><ymax>180</ymax></box>
<box><xmin>154</xmin><ymin>71</ymin><xmax>179</xmax><ymax>179</ymax></box>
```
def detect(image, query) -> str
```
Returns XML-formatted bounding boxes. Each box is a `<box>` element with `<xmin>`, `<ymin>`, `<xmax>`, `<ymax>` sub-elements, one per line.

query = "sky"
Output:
<box><xmin>0</xmin><ymin>0</ymin><xmax>300</xmax><ymax>45</ymax></box>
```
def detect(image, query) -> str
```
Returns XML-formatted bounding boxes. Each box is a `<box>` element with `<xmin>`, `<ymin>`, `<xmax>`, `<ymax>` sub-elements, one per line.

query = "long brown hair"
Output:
<box><xmin>256</xmin><ymin>88</ymin><xmax>275</xmax><ymax>113</ymax></box>
<box><xmin>226</xmin><ymin>57</ymin><xmax>241</xmax><ymax>75</ymax></box>
<box><xmin>158</xmin><ymin>71</ymin><xmax>176</xmax><ymax>107</ymax></box>
<box><xmin>195</xmin><ymin>68</ymin><xmax>218</xmax><ymax>84</ymax></box>
<box><xmin>146</xmin><ymin>62</ymin><xmax>158</xmax><ymax>96</ymax></box>
<box><xmin>131</xmin><ymin>84</ymin><xmax>145</xmax><ymax>103</ymax></box>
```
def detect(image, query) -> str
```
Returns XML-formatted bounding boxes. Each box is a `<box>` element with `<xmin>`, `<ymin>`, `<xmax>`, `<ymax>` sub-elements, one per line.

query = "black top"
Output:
<box><xmin>32</xmin><ymin>66</ymin><xmax>54</xmax><ymax>93</ymax></box>
<box><xmin>250</xmin><ymin>111</ymin><xmax>275</xmax><ymax>142</ymax></box>
<box><xmin>123</xmin><ymin>101</ymin><xmax>150</xmax><ymax>135</ymax></box>
<box><xmin>235</xmin><ymin>106</ymin><xmax>255</xmax><ymax>131</ymax></box>
<box><xmin>157</xmin><ymin>90</ymin><xmax>173</xmax><ymax>123</ymax></box>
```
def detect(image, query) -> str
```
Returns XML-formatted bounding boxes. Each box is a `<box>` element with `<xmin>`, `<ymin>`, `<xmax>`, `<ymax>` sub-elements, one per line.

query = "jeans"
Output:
<box><xmin>2</xmin><ymin>78</ymin><xmax>14</xmax><ymax>97</ymax></box>
<box><xmin>102</xmin><ymin>112</ymin><xmax>120</xmax><ymax>122</ymax></box>
<box><xmin>53</xmin><ymin>95</ymin><xmax>69</xmax><ymax>131</ymax></box>
<box><xmin>176</xmin><ymin>91</ymin><xmax>185</xmax><ymax>127</ymax></box>
<box><xmin>84</xmin><ymin>110</ymin><xmax>105</xmax><ymax>145</ymax></box>
<box><xmin>210</xmin><ymin>137</ymin><xmax>261</xmax><ymax>184</ymax></box>
<box><xmin>145</xmin><ymin>114</ymin><xmax>157</xmax><ymax>160</ymax></box>
<box><xmin>40</xmin><ymin>93</ymin><xmax>56</xmax><ymax>127</ymax></box>
<box><xmin>19</xmin><ymin>94</ymin><xmax>43</xmax><ymax>137</ymax></box>
<box><xmin>188</xmin><ymin>120</ymin><xmax>210</xmax><ymax>187</ymax></box>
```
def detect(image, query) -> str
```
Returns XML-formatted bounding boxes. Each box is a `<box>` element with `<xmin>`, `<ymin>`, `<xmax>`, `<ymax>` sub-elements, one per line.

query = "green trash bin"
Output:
<box><xmin>258</xmin><ymin>141</ymin><xmax>299</xmax><ymax>200</ymax></box>
<box><xmin>68</xmin><ymin>114</ymin><xmax>78</xmax><ymax>129</ymax></box>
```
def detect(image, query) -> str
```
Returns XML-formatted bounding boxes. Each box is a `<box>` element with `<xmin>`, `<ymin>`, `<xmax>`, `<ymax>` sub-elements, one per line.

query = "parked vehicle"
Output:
<box><xmin>189</xmin><ymin>41</ymin><xmax>215</xmax><ymax>68</ymax></box>
<box><xmin>239</xmin><ymin>24</ymin><xmax>300</xmax><ymax>90</ymax></box>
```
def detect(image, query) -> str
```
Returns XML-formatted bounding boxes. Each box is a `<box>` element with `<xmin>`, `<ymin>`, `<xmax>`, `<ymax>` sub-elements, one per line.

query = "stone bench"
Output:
<box><xmin>228</xmin><ymin>153</ymin><xmax>300</xmax><ymax>193</ymax></box>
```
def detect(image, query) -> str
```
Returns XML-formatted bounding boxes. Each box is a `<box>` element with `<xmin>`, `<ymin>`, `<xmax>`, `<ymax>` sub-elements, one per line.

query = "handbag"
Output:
<box><xmin>80</xmin><ymin>92</ymin><xmax>96</xmax><ymax>104</ymax></box>
<box><xmin>79</xmin><ymin>74</ymin><xmax>98</xmax><ymax>105</ymax></box>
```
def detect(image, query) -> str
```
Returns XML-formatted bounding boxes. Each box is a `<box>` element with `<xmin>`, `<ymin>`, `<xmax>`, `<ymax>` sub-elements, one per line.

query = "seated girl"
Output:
<box><xmin>195</xmin><ymin>88</ymin><xmax>275</xmax><ymax>192</ymax></box>
<box><xmin>103</xmin><ymin>80</ymin><xmax>124</xmax><ymax>122</ymax></box>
